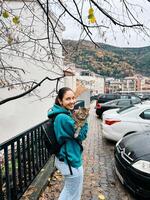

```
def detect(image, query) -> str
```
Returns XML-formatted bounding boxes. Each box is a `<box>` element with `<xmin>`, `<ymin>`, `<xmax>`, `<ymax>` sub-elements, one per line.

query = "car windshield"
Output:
<box><xmin>117</xmin><ymin>105</ymin><xmax>137</xmax><ymax>114</ymax></box>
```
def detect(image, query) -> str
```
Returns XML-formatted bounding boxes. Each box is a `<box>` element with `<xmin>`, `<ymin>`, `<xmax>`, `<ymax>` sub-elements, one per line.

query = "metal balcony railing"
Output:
<box><xmin>0</xmin><ymin>120</ymin><xmax>51</xmax><ymax>200</ymax></box>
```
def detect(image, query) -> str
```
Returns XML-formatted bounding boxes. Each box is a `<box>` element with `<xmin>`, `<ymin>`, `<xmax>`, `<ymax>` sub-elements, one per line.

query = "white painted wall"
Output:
<box><xmin>76</xmin><ymin>71</ymin><xmax>105</xmax><ymax>95</ymax></box>
<box><xmin>0</xmin><ymin>1</ymin><xmax>65</xmax><ymax>143</ymax></box>
<box><xmin>64</xmin><ymin>63</ymin><xmax>76</xmax><ymax>91</ymax></box>
<box><xmin>77</xmin><ymin>90</ymin><xmax>91</xmax><ymax>108</ymax></box>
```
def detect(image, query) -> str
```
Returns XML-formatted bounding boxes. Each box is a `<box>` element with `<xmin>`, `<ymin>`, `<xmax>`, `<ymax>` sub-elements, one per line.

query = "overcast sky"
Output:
<box><xmin>55</xmin><ymin>0</ymin><xmax>150</xmax><ymax>48</ymax></box>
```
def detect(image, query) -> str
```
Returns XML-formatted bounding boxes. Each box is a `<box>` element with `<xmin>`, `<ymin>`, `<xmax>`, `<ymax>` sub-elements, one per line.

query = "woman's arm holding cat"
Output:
<box><xmin>76</xmin><ymin>121</ymin><xmax>88</xmax><ymax>141</ymax></box>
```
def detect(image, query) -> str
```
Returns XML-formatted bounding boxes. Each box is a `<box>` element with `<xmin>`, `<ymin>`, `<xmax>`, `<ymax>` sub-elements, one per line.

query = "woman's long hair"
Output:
<box><xmin>55</xmin><ymin>87</ymin><xmax>73</xmax><ymax>106</ymax></box>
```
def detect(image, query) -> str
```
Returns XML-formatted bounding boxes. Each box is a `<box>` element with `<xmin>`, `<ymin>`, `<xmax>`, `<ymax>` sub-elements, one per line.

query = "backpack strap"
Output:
<box><xmin>74</xmin><ymin>139</ymin><xmax>83</xmax><ymax>151</ymax></box>
<box><xmin>64</xmin><ymin>143</ymin><xmax>73</xmax><ymax>175</ymax></box>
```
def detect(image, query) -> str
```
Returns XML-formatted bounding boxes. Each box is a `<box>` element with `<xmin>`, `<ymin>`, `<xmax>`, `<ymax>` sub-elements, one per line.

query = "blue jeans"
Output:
<box><xmin>55</xmin><ymin>157</ymin><xmax>83</xmax><ymax>200</ymax></box>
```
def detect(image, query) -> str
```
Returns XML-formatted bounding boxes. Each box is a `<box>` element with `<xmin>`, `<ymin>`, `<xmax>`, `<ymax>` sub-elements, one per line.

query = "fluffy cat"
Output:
<box><xmin>72</xmin><ymin>107</ymin><xmax>89</xmax><ymax>138</ymax></box>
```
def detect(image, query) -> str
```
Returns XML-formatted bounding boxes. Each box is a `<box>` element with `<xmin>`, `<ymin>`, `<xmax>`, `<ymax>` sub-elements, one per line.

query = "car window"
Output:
<box><xmin>131</xmin><ymin>97</ymin><xmax>141</xmax><ymax>104</ymax></box>
<box><xmin>106</xmin><ymin>94</ymin><xmax>116</xmax><ymax>99</ymax></box>
<box><xmin>104</xmin><ymin>100</ymin><xmax>118</xmax><ymax>105</ymax></box>
<box><xmin>120</xmin><ymin>95</ymin><xmax>129</xmax><ymax>99</ymax></box>
<box><xmin>117</xmin><ymin>100</ymin><xmax>131</xmax><ymax>106</ymax></box>
<box><xmin>98</xmin><ymin>94</ymin><xmax>118</xmax><ymax>103</ymax></box>
<box><xmin>140</xmin><ymin>109</ymin><xmax>150</xmax><ymax>120</ymax></box>
<box><xmin>98</xmin><ymin>95</ymin><xmax>105</xmax><ymax>99</ymax></box>
<box><xmin>97</xmin><ymin>95</ymin><xmax>105</xmax><ymax>102</ymax></box>
<box><xmin>117</xmin><ymin>105</ymin><xmax>136</xmax><ymax>114</ymax></box>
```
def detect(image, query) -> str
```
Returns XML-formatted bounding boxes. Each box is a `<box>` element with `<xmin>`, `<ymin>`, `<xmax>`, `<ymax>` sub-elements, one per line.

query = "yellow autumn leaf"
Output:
<box><xmin>98</xmin><ymin>194</ymin><xmax>105</xmax><ymax>200</ymax></box>
<box><xmin>3</xmin><ymin>10</ymin><xmax>9</xmax><ymax>18</ymax></box>
<box><xmin>7</xmin><ymin>36</ymin><xmax>13</xmax><ymax>45</ymax></box>
<box><xmin>88</xmin><ymin>14</ymin><xmax>93</xmax><ymax>19</ymax></box>
<box><xmin>88</xmin><ymin>7</ymin><xmax>94</xmax><ymax>15</ymax></box>
<box><xmin>88</xmin><ymin>7</ymin><xmax>96</xmax><ymax>23</ymax></box>
<box><xmin>12</xmin><ymin>16</ymin><xmax>20</xmax><ymax>25</ymax></box>
<box><xmin>89</xmin><ymin>15</ymin><xmax>96</xmax><ymax>23</ymax></box>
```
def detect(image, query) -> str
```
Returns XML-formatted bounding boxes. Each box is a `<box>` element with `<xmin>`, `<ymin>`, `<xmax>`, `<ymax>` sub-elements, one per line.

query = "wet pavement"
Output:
<box><xmin>39</xmin><ymin>102</ymin><xmax>136</xmax><ymax>200</ymax></box>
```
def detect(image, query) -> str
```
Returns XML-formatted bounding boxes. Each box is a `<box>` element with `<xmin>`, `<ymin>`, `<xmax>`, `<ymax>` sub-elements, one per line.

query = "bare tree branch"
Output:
<box><xmin>90</xmin><ymin>0</ymin><xmax>143</xmax><ymax>28</ymax></box>
<box><xmin>0</xmin><ymin>74</ymin><xmax>65</xmax><ymax>105</ymax></box>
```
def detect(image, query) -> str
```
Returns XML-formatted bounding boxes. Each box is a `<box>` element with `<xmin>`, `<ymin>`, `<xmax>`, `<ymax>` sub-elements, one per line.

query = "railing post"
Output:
<box><xmin>0</xmin><ymin>151</ymin><xmax>4</xmax><ymax>200</ymax></box>
<box><xmin>4</xmin><ymin>146</ymin><xmax>11</xmax><ymax>200</ymax></box>
<box><xmin>11</xmin><ymin>143</ymin><xmax>17</xmax><ymax>200</ymax></box>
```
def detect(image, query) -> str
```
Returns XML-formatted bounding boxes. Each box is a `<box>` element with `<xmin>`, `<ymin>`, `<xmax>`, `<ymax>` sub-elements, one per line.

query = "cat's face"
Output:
<box><xmin>74</xmin><ymin>107</ymin><xmax>89</xmax><ymax>120</ymax></box>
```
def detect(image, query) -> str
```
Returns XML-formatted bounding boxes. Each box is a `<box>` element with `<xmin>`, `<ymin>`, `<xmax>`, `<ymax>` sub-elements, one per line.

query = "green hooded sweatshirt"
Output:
<box><xmin>47</xmin><ymin>104</ymin><xmax>88</xmax><ymax>168</ymax></box>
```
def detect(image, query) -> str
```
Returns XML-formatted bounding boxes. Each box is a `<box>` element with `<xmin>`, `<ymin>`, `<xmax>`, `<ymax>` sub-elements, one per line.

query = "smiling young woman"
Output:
<box><xmin>57</xmin><ymin>89</ymin><xmax>76</xmax><ymax>111</ymax></box>
<box><xmin>47</xmin><ymin>87</ymin><xmax>89</xmax><ymax>200</ymax></box>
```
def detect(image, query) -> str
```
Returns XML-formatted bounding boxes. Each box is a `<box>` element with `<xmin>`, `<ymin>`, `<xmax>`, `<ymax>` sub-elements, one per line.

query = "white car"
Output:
<box><xmin>102</xmin><ymin>104</ymin><xmax>150</xmax><ymax>141</ymax></box>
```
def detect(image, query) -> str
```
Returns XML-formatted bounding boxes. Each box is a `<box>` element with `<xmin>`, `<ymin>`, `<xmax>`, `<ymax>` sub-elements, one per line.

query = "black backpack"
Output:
<box><xmin>42</xmin><ymin>113</ymin><xmax>84</xmax><ymax>175</ymax></box>
<box><xmin>42</xmin><ymin>114</ymin><xmax>64</xmax><ymax>155</ymax></box>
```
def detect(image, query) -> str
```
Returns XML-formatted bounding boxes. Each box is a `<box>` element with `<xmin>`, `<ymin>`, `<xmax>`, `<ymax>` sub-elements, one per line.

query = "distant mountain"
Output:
<box><xmin>63</xmin><ymin>40</ymin><xmax>150</xmax><ymax>78</ymax></box>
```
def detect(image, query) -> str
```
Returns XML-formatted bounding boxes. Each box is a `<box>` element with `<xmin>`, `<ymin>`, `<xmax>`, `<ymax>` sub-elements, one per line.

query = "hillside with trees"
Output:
<box><xmin>63</xmin><ymin>40</ymin><xmax>150</xmax><ymax>78</ymax></box>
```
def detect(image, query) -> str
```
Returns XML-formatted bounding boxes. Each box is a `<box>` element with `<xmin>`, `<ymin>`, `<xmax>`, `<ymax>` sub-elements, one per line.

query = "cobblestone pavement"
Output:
<box><xmin>40</xmin><ymin>102</ymin><xmax>136</xmax><ymax>200</ymax></box>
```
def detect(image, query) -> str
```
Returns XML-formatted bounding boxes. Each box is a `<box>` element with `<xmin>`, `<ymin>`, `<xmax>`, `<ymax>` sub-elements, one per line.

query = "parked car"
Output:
<box><xmin>96</xmin><ymin>93</ymin><xmax>141</xmax><ymax>104</ymax></box>
<box><xmin>96</xmin><ymin>93</ymin><xmax>120</xmax><ymax>104</ymax></box>
<box><xmin>141</xmin><ymin>94</ymin><xmax>150</xmax><ymax>101</ymax></box>
<box><xmin>102</xmin><ymin>104</ymin><xmax>150</xmax><ymax>141</ymax></box>
<box><xmin>96</xmin><ymin>98</ymin><xmax>141</xmax><ymax>118</ymax></box>
<box><xmin>114</xmin><ymin>131</ymin><xmax>150</xmax><ymax>199</ymax></box>
<box><xmin>90</xmin><ymin>94</ymin><xmax>99</xmax><ymax>101</ymax></box>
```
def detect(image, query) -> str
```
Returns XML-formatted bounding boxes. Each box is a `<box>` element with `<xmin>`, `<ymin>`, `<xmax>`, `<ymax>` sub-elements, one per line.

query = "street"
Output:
<box><xmin>40</xmin><ymin>102</ymin><xmax>136</xmax><ymax>200</ymax></box>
